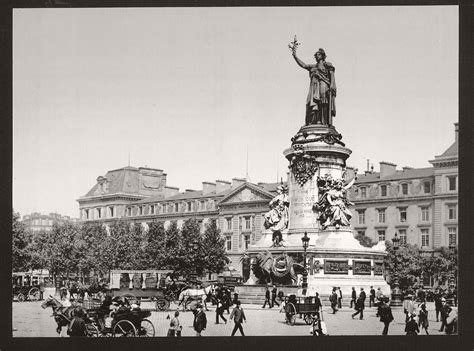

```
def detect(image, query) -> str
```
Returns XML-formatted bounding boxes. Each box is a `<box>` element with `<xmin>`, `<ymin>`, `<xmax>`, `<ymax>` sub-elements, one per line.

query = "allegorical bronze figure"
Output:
<box><xmin>289</xmin><ymin>36</ymin><xmax>337</xmax><ymax>126</ymax></box>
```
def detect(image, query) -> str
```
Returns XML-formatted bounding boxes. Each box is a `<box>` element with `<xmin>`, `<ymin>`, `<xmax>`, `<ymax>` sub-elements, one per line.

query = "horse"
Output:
<box><xmin>178</xmin><ymin>285</ymin><xmax>213</xmax><ymax>311</ymax></box>
<box><xmin>41</xmin><ymin>295</ymin><xmax>85</xmax><ymax>335</ymax></box>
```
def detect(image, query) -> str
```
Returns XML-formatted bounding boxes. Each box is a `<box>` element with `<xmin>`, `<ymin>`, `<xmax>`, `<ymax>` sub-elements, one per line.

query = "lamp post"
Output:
<box><xmin>301</xmin><ymin>231</ymin><xmax>310</xmax><ymax>294</ymax></box>
<box><xmin>390</xmin><ymin>233</ymin><xmax>402</xmax><ymax>307</ymax></box>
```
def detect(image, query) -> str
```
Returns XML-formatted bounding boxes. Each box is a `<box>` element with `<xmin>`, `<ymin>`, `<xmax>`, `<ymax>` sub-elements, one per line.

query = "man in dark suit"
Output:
<box><xmin>350</xmin><ymin>287</ymin><xmax>357</xmax><ymax>309</ymax></box>
<box><xmin>378</xmin><ymin>297</ymin><xmax>394</xmax><ymax>335</ymax></box>
<box><xmin>352</xmin><ymin>288</ymin><xmax>366</xmax><ymax>320</ymax></box>
<box><xmin>369</xmin><ymin>286</ymin><xmax>376</xmax><ymax>307</ymax></box>
<box><xmin>262</xmin><ymin>287</ymin><xmax>271</xmax><ymax>309</ymax></box>
<box><xmin>271</xmin><ymin>285</ymin><xmax>279</xmax><ymax>307</ymax></box>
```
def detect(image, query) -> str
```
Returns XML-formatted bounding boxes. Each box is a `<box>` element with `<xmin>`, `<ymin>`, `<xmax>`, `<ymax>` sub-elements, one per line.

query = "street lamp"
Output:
<box><xmin>390</xmin><ymin>233</ymin><xmax>403</xmax><ymax>307</ymax></box>
<box><xmin>301</xmin><ymin>231</ymin><xmax>310</xmax><ymax>294</ymax></box>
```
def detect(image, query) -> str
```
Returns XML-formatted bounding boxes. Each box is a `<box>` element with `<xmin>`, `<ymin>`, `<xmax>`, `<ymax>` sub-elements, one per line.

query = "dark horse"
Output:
<box><xmin>69</xmin><ymin>281</ymin><xmax>109</xmax><ymax>300</ymax></box>
<box><xmin>41</xmin><ymin>295</ymin><xmax>86</xmax><ymax>335</ymax></box>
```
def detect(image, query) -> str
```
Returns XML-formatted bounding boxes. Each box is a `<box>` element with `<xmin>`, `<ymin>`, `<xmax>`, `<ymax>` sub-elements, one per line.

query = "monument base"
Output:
<box><xmin>243</xmin><ymin>228</ymin><xmax>391</xmax><ymax>303</ymax></box>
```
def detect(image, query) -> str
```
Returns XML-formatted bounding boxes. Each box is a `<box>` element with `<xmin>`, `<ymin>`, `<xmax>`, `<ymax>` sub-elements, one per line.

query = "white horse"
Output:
<box><xmin>178</xmin><ymin>285</ymin><xmax>213</xmax><ymax>311</ymax></box>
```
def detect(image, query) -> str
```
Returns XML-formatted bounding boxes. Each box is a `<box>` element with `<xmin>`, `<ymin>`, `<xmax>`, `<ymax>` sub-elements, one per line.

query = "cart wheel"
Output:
<box><xmin>17</xmin><ymin>293</ymin><xmax>25</xmax><ymax>302</ymax></box>
<box><xmin>86</xmin><ymin>323</ymin><xmax>100</xmax><ymax>337</ymax></box>
<box><xmin>28</xmin><ymin>288</ymin><xmax>40</xmax><ymax>301</ymax></box>
<box><xmin>113</xmin><ymin>320</ymin><xmax>137</xmax><ymax>337</ymax></box>
<box><xmin>287</xmin><ymin>303</ymin><xmax>297</xmax><ymax>326</ymax></box>
<box><xmin>139</xmin><ymin>319</ymin><xmax>155</xmax><ymax>337</ymax></box>
<box><xmin>156</xmin><ymin>298</ymin><xmax>170</xmax><ymax>311</ymax></box>
<box><xmin>303</xmin><ymin>313</ymin><xmax>313</xmax><ymax>325</ymax></box>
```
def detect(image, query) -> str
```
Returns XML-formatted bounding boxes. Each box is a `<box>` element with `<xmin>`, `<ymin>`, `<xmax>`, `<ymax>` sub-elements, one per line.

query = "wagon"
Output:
<box><xmin>84</xmin><ymin>304</ymin><xmax>155</xmax><ymax>337</ymax></box>
<box><xmin>107</xmin><ymin>270</ymin><xmax>177</xmax><ymax>311</ymax></box>
<box><xmin>12</xmin><ymin>272</ymin><xmax>43</xmax><ymax>302</ymax></box>
<box><xmin>284</xmin><ymin>294</ymin><xmax>321</xmax><ymax>326</ymax></box>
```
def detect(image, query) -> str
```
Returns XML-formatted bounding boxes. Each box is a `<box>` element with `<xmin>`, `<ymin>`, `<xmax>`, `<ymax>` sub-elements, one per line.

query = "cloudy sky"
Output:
<box><xmin>13</xmin><ymin>6</ymin><xmax>458</xmax><ymax>218</ymax></box>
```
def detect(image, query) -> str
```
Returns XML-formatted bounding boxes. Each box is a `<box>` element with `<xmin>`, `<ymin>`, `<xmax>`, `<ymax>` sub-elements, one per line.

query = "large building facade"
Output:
<box><xmin>22</xmin><ymin>212</ymin><xmax>80</xmax><ymax>232</ymax></box>
<box><xmin>77</xmin><ymin>123</ymin><xmax>458</xmax><ymax>274</ymax></box>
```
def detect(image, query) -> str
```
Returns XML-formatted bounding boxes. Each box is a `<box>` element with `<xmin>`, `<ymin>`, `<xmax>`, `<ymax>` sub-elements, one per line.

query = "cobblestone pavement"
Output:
<box><xmin>12</xmin><ymin>300</ymin><xmax>449</xmax><ymax>337</ymax></box>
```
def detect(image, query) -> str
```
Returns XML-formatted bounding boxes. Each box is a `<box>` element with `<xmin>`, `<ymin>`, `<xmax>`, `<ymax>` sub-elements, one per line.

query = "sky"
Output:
<box><xmin>13</xmin><ymin>6</ymin><xmax>458</xmax><ymax>218</ymax></box>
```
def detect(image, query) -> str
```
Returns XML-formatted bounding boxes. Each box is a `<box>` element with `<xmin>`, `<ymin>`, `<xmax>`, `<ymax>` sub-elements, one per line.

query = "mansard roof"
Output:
<box><xmin>84</xmin><ymin>166</ymin><xmax>142</xmax><ymax>197</ymax></box>
<box><xmin>439</xmin><ymin>140</ymin><xmax>458</xmax><ymax>158</ymax></box>
<box><xmin>355</xmin><ymin>167</ymin><xmax>434</xmax><ymax>184</ymax></box>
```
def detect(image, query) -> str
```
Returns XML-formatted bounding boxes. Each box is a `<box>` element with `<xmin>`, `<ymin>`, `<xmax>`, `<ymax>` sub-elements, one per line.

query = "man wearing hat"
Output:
<box><xmin>378</xmin><ymin>297</ymin><xmax>394</xmax><ymax>335</ymax></box>
<box><xmin>193</xmin><ymin>304</ymin><xmax>207</xmax><ymax>337</ymax></box>
<box><xmin>439</xmin><ymin>297</ymin><xmax>452</xmax><ymax>332</ymax></box>
<box><xmin>405</xmin><ymin>313</ymin><xmax>419</xmax><ymax>335</ymax></box>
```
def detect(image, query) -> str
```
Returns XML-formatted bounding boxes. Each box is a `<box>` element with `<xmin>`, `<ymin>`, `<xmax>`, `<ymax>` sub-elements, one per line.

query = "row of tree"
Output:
<box><xmin>355</xmin><ymin>233</ymin><xmax>457</xmax><ymax>289</ymax></box>
<box><xmin>12</xmin><ymin>211</ymin><xmax>229</xmax><ymax>281</ymax></box>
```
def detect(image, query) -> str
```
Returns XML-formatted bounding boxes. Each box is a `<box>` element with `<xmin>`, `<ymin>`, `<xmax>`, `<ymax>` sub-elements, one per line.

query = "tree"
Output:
<box><xmin>384</xmin><ymin>241</ymin><xmax>422</xmax><ymax>290</ymax></box>
<box><xmin>420</xmin><ymin>247</ymin><xmax>458</xmax><ymax>287</ymax></box>
<box><xmin>179</xmin><ymin>218</ymin><xmax>204</xmax><ymax>276</ymax></box>
<box><xmin>12</xmin><ymin>211</ymin><xmax>31</xmax><ymax>272</ymax></box>
<box><xmin>163</xmin><ymin>221</ymin><xmax>182</xmax><ymax>272</ymax></box>
<box><xmin>144</xmin><ymin>221</ymin><xmax>167</xmax><ymax>269</ymax></box>
<box><xmin>202</xmin><ymin>219</ymin><xmax>229</xmax><ymax>278</ymax></box>
<box><xmin>80</xmin><ymin>222</ymin><xmax>109</xmax><ymax>277</ymax></box>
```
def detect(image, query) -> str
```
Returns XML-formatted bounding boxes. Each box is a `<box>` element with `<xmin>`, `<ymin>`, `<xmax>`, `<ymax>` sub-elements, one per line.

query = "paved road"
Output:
<box><xmin>12</xmin><ymin>300</ymin><xmax>449</xmax><ymax>337</ymax></box>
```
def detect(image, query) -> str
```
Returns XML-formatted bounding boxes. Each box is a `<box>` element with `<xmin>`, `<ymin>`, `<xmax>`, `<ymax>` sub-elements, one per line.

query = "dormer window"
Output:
<box><xmin>175</xmin><ymin>203</ymin><xmax>179</xmax><ymax>212</ymax></box>
<box><xmin>380</xmin><ymin>185</ymin><xmax>387</xmax><ymax>197</ymax></box>
<box><xmin>360</xmin><ymin>187</ymin><xmax>367</xmax><ymax>198</ymax></box>
<box><xmin>108</xmin><ymin>206</ymin><xmax>114</xmax><ymax>218</ymax></box>
<box><xmin>84</xmin><ymin>209</ymin><xmax>89</xmax><ymax>220</ymax></box>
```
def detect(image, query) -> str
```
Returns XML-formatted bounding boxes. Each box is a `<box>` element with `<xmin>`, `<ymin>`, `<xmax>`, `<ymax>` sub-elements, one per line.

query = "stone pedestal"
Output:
<box><xmin>242</xmin><ymin>124</ymin><xmax>390</xmax><ymax>301</ymax></box>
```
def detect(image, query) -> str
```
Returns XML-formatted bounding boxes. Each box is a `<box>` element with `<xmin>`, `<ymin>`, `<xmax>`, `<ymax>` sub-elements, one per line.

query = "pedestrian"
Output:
<box><xmin>439</xmin><ymin>298</ymin><xmax>452</xmax><ymax>332</ymax></box>
<box><xmin>337</xmin><ymin>287</ymin><xmax>342</xmax><ymax>309</ymax></box>
<box><xmin>352</xmin><ymin>288</ymin><xmax>366</xmax><ymax>320</ymax></box>
<box><xmin>378</xmin><ymin>297</ymin><xmax>394</xmax><ymax>335</ymax></box>
<box><xmin>369</xmin><ymin>286</ymin><xmax>375</xmax><ymax>308</ymax></box>
<box><xmin>418</xmin><ymin>303</ymin><xmax>429</xmax><ymax>335</ymax></box>
<box><xmin>67</xmin><ymin>309</ymin><xmax>87</xmax><ymax>337</ymax></box>
<box><xmin>278</xmin><ymin>289</ymin><xmax>284</xmax><ymax>303</ymax></box>
<box><xmin>262</xmin><ymin>287</ymin><xmax>271</xmax><ymax>308</ymax></box>
<box><xmin>314</xmin><ymin>292</ymin><xmax>322</xmax><ymax>312</ymax></box>
<box><xmin>39</xmin><ymin>278</ymin><xmax>45</xmax><ymax>301</ymax></box>
<box><xmin>224</xmin><ymin>286</ymin><xmax>232</xmax><ymax>313</ymax></box>
<box><xmin>434</xmin><ymin>291</ymin><xmax>443</xmax><ymax>322</ymax></box>
<box><xmin>167</xmin><ymin>311</ymin><xmax>182</xmax><ymax>337</ymax></box>
<box><xmin>271</xmin><ymin>285</ymin><xmax>280</xmax><ymax>307</ymax></box>
<box><xmin>193</xmin><ymin>304</ymin><xmax>207</xmax><ymax>337</ymax></box>
<box><xmin>405</xmin><ymin>313</ymin><xmax>419</xmax><ymax>335</ymax></box>
<box><xmin>418</xmin><ymin>287</ymin><xmax>426</xmax><ymax>303</ymax></box>
<box><xmin>230</xmin><ymin>300</ymin><xmax>246</xmax><ymax>336</ymax></box>
<box><xmin>350</xmin><ymin>287</ymin><xmax>357</xmax><ymax>309</ymax></box>
<box><xmin>215</xmin><ymin>297</ymin><xmax>227</xmax><ymax>324</ymax></box>
<box><xmin>329</xmin><ymin>287</ymin><xmax>338</xmax><ymax>314</ymax></box>
<box><xmin>403</xmin><ymin>294</ymin><xmax>415</xmax><ymax>323</ymax></box>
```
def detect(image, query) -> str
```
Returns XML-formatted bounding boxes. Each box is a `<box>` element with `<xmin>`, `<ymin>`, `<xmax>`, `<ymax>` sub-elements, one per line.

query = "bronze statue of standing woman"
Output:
<box><xmin>289</xmin><ymin>37</ymin><xmax>337</xmax><ymax>126</ymax></box>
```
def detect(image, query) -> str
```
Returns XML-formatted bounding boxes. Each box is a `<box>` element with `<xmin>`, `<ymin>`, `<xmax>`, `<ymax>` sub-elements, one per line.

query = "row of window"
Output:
<box><xmin>83</xmin><ymin>200</ymin><xmax>214</xmax><ymax>220</ymax></box>
<box><xmin>356</xmin><ymin>204</ymin><xmax>457</xmax><ymax>225</ymax></box>
<box><xmin>355</xmin><ymin>176</ymin><xmax>457</xmax><ymax>199</ymax></box>
<box><xmin>223</xmin><ymin>216</ymin><xmax>254</xmax><ymax>232</ymax></box>
<box><xmin>357</xmin><ymin>227</ymin><xmax>457</xmax><ymax>247</ymax></box>
<box><xmin>225</xmin><ymin>234</ymin><xmax>252</xmax><ymax>251</ymax></box>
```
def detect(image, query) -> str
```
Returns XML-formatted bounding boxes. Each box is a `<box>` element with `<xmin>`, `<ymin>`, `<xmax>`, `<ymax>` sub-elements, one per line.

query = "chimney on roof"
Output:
<box><xmin>216</xmin><ymin>180</ymin><xmax>231</xmax><ymax>193</ymax></box>
<box><xmin>402</xmin><ymin>166</ymin><xmax>413</xmax><ymax>172</ymax></box>
<box><xmin>202</xmin><ymin>182</ymin><xmax>216</xmax><ymax>195</ymax></box>
<box><xmin>163</xmin><ymin>186</ymin><xmax>179</xmax><ymax>198</ymax></box>
<box><xmin>232</xmin><ymin>178</ymin><xmax>246</xmax><ymax>188</ymax></box>
<box><xmin>380</xmin><ymin>162</ymin><xmax>397</xmax><ymax>178</ymax></box>
<box><xmin>454</xmin><ymin>122</ymin><xmax>458</xmax><ymax>142</ymax></box>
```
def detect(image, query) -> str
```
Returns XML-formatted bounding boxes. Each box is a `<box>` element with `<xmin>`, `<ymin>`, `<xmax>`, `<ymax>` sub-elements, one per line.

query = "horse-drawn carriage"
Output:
<box><xmin>284</xmin><ymin>294</ymin><xmax>322</xmax><ymax>326</ymax></box>
<box><xmin>81</xmin><ymin>299</ymin><xmax>155</xmax><ymax>337</ymax></box>
<box><xmin>12</xmin><ymin>272</ymin><xmax>43</xmax><ymax>302</ymax></box>
<box><xmin>107</xmin><ymin>269</ymin><xmax>178</xmax><ymax>311</ymax></box>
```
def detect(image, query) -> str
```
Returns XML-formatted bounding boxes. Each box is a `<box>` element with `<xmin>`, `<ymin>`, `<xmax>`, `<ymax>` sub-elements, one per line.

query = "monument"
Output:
<box><xmin>236</xmin><ymin>36</ymin><xmax>391</xmax><ymax>301</ymax></box>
